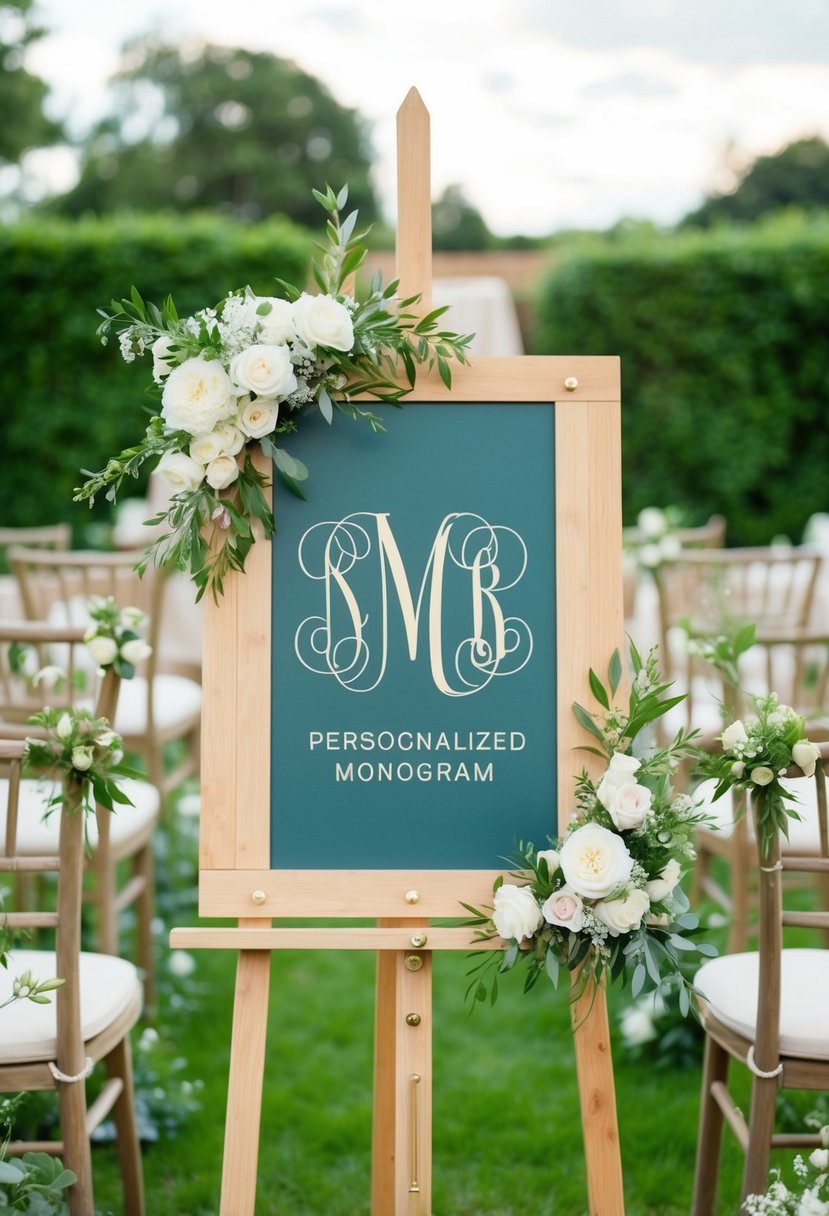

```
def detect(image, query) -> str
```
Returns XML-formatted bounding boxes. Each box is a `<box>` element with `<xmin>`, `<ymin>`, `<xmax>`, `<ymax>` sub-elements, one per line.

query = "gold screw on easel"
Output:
<box><xmin>409</xmin><ymin>1072</ymin><xmax>422</xmax><ymax>1215</ymax></box>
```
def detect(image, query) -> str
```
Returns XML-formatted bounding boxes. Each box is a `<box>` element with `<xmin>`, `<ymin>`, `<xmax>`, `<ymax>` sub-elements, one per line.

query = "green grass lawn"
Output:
<box><xmin>21</xmin><ymin>803</ymin><xmax>820</xmax><ymax>1216</ymax></box>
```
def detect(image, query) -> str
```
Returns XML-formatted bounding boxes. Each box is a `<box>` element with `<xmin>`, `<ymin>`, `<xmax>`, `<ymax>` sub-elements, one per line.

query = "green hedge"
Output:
<box><xmin>0</xmin><ymin>213</ymin><xmax>309</xmax><ymax>537</ymax></box>
<box><xmin>533</xmin><ymin>214</ymin><xmax>829</xmax><ymax>545</ymax></box>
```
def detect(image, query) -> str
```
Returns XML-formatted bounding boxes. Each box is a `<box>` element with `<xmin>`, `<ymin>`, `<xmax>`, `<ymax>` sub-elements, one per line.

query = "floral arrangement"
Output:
<box><xmin>744</xmin><ymin>1130</ymin><xmax>829</xmax><ymax>1216</ymax></box>
<box><xmin>23</xmin><ymin>706</ymin><xmax>135</xmax><ymax>819</ymax></box>
<box><xmin>464</xmin><ymin>643</ymin><xmax>716</xmax><ymax>1011</ymax></box>
<box><xmin>74</xmin><ymin>184</ymin><xmax>473</xmax><ymax>601</ymax></box>
<box><xmin>696</xmin><ymin>692</ymin><xmax>823</xmax><ymax>858</ymax></box>
<box><xmin>82</xmin><ymin>597</ymin><xmax>152</xmax><ymax>677</ymax></box>
<box><xmin>623</xmin><ymin>505</ymin><xmax>686</xmax><ymax>571</ymax></box>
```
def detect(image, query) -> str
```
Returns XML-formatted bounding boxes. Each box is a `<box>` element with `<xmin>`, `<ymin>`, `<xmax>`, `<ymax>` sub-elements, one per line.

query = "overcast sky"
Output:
<box><xmin>26</xmin><ymin>0</ymin><xmax>829</xmax><ymax>234</ymax></box>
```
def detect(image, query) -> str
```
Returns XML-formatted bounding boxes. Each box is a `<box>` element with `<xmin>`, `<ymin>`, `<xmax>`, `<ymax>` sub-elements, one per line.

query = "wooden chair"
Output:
<box><xmin>0</xmin><ymin>620</ymin><xmax>159</xmax><ymax>1006</ymax></box>
<box><xmin>8</xmin><ymin>545</ymin><xmax>202</xmax><ymax>808</ymax></box>
<box><xmin>692</xmin><ymin>630</ymin><xmax>829</xmax><ymax>952</ymax></box>
<box><xmin>0</xmin><ymin>523</ymin><xmax>71</xmax><ymax>558</ymax></box>
<box><xmin>691</xmin><ymin>745</ymin><xmax>829</xmax><ymax>1213</ymax></box>
<box><xmin>0</xmin><ymin>728</ymin><xmax>145</xmax><ymax>1214</ymax></box>
<box><xmin>653</xmin><ymin>545</ymin><xmax>825</xmax><ymax>747</ymax></box>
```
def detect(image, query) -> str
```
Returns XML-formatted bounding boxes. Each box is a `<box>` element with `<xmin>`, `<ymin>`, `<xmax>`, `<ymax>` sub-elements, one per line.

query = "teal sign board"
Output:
<box><xmin>270</xmin><ymin>402</ymin><xmax>557</xmax><ymax>869</ymax></box>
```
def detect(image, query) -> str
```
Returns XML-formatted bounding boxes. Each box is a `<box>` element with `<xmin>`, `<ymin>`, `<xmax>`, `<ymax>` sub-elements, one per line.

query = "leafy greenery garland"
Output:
<box><xmin>74</xmin><ymin>185</ymin><xmax>473</xmax><ymax>601</ymax></box>
<box><xmin>463</xmin><ymin>643</ymin><xmax>715</xmax><ymax>1013</ymax></box>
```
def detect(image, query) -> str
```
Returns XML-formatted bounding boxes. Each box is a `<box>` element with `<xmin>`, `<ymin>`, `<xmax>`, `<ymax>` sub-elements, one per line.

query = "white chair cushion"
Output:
<box><xmin>114</xmin><ymin>674</ymin><xmax>202</xmax><ymax>735</ymax></box>
<box><xmin>0</xmin><ymin>777</ymin><xmax>159</xmax><ymax>854</ymax></box>
<box><xmin>695</xmin><ymin>949</ymin><xmax>829</xmax><ymax>1060</ymax></box>
<box><xmin>693</xmin><ymin>775</ymin><xmax>828</xmax><ymax>853</ymax></box>
<box><xmin>0</xmin><ymin>948</ymin><xmax>141</xmax><ymax>1063</ymax></box>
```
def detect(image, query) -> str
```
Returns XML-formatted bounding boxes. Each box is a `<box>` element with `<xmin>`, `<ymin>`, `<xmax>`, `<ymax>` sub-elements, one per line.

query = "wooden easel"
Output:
<box><xmin>171</xmin><ymin>88</ymin><xmax>625</xmax><ymax>1215</ymax></box>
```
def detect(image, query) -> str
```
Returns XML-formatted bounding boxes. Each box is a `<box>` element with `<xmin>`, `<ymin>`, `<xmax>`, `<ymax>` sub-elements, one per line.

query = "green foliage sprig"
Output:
<box><xmin>463</xmin><ymin>643</ymin><xmax>716</xmax><ymax>1013</ymax></box>
<box><xmin>74</xmin><ymin>185</ymin><xmax>473</xmax><ymax>601</ymax></box>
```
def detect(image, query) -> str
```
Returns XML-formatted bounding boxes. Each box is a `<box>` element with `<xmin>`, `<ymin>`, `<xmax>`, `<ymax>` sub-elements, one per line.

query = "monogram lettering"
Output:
<box><xmin>293</xmin><ymin>512</ymin><xmax>533</xmax><ymax>696</ymax></box>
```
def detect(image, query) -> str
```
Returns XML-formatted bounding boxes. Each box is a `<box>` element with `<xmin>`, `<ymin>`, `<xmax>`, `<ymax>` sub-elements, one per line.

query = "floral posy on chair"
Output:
<box><xmin>74</xmin><ymin>185</ymin><xmax>472</xmax><ymax>602</ymax></box>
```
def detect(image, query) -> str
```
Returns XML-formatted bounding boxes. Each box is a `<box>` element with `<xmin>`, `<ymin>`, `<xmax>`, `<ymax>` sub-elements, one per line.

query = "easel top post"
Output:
<box><xmin>396</xmin><ymin>88</ymin><xmax>432</xmax><ymax>312</ymax></box>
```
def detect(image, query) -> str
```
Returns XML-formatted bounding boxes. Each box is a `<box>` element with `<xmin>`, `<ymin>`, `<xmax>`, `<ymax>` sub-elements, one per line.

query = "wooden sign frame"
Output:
<box><xmin>172</xmin><ymin>90</ymin><xmax>625</xmax><ymax>1216</ymax></box>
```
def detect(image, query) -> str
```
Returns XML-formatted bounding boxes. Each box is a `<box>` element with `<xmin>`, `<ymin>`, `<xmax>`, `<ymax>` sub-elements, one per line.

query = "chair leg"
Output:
<box><xmin>742</xmin><ymin>1076</ymin><xmax>778</xmax><ymax>1202</ymax></box>
<box><xmin>58</xmin><ymin>1079</ymin><xmax>94</xmax><ymax>1216</ymax></box>
<box><xmin>136</xmin><ymin>844</ymin><xmax>156</xmax><ymax>1014</ymax></box>
<box><xmin>107</xmin><ymin>1036</ymin><xmax>145</xmax><ymax>1216</ymax></box>
<box><xmin>692</xmin><ymin>1034</ymin><xmax>730</xmax><ymax>1216</ymax></box>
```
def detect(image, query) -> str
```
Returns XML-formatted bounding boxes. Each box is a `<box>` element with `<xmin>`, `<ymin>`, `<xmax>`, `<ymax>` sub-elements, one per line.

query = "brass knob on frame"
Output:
<box><xmin>564</xmin><ymin>376</ymin><xmax>579</xmax><ymax>392</ymax></box>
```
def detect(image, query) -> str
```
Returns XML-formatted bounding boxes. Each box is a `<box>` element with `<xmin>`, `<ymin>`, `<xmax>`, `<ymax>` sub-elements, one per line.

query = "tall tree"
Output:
<box><xmin>682</xmin><ymin>136</ymin><xmax>829</xmax><ymax>227</ymax></box>
<box><xmin>47</xmin><ymin>38</ymin><xmax>379</xmax><ymax>226</ymax></box>
<box><xmin>432</xmin><ymin>183</ymin><xmax>493</xmax><ymax>251</ymax></box>
<box><xmin>0</xmin><ymin>0</ymin><xmax>62</xmax><ymax>167</ymax></box>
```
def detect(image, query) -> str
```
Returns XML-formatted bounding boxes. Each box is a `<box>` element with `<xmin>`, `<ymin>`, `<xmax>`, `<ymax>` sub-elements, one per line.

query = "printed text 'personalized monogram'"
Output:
<box><xmin>294</xmin><ymin>512</ymin><xmax>534</xmax><ymax>696</ymax></box>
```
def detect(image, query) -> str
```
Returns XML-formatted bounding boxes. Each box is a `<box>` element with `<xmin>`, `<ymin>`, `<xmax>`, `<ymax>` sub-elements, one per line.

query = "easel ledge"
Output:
<box><xmin>170</xmin><ymin>926</ymin><xmax>502</xmax><ymax>951</ymax></box>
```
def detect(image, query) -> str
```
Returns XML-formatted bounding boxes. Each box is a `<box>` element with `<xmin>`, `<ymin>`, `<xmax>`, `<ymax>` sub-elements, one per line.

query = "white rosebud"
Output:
<box><xmin>637</xmin><ymin>507</ymin><xmax>667</xmax><ymax>538</ymax></box>
<box><xmin>292</xmin><ymin>292</ymin><xmax>354</xmax><ymax>352</ymax></box>
<box><xmin>255</xmin><ymin>297</ymin><xmax>296</xmax><ymax>345</ymax></box>
<box><xmin>809</xmin><ymin>1148</ymin><xmax>829</xmax><ymax>1170</ymax></box>
<box><xmin>151</xmin><ymin>335</ymin><xmax>176</xmax><ymax>384</ymax></box>
<box><xmin>96</xmin><ymin>728</ymin><xmax>119</xmax><ymax>748</ymax></box>
<box><xmin>750</xmin><ymin>766</ymin><xmax>775</xmax><ymax>787</ymax></box>
<box><xmin>189</xmin><ymin>429</ymin><xmax>227</xmax><ymax>466</ymax></box>
<box><xmin>731</xmin><ymin>760</ymin><xmax>745</xmax><ymax>778</ymax></box>
<box><xmin>230</xmin><ymin>344</ymin><xmax>297</xmax><ymax>400</ymax></box>
<box><xmin>156</xmin><ymin>450</ymin><xmax>206</xmax><ymax>493</ymax></box>
<box><xmin>645</xmin><ymin>858</ymin><xmax>682</xmax><ymax>902</ymax></box>
<box><xmin>792</xmin><ymin>739</ymin><xmax>821</xmax><ymax>778</ymax></box>
<box><xmin>119</xmin><ymin>606</ymin><xmax>146</xmax><ymax>630</ymax></box>
<box><xmin>536</xmin><ymin>848</ymin><xmax>560</xmax><ymax>874</ymax></box>
<box><xmin>71</xmin><ymin>745</ymin><xmax>94</xmax><ymax>771</ymax></box>
<box><xmin>213</xmin><ymin>420</ymin><xmax>246</xmax><ymax>456</ymax></box>
<box><xmin>86</xmin><ymin>635</ymin><xmax>118</xmax><ymax>667</ymax></box>
<box><xmin>721</xmin><ymin>720</ymin><xmax>748</xmax><ymax>752</ymax></box>
<box><xmin>594</xmin><ymin>888</ymin><xmax>651</xmax><ymax>936</ymax></box>
<box><xmin>238</xmin><ymin>395</ymin><xmax>280</xmax><ymax>440</ymax></box>
<box><xmin>205</xmin><ymin>455</ymin><xmax>240</xmax><ymax>491</ymax></box>
<box><xmin>56</xmin><ymin>713</ymin><xmax>74</xmax><ymax>740</ymax></box>
<box><xmin>120</xmin><ymin>638</ymin><xmax>152</xmax><ymax>665</ymax></box>
<box><xmin>32</xmin><ymin>665</ymin><xmax>65</xmax><ymax>690</ymax></box>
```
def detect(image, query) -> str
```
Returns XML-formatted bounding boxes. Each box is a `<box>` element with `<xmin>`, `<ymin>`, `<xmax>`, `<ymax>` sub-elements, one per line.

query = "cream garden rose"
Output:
<box><xmin>86</xmin><ymin>635</ymin><xmax>118</xmax><ymax>667</ymax></box>
<box><xmin>292</xmin><ymin>292</ymin><xmax>354</xmax><ymax>351</ymax></box>
<box><xmin>559</xmin><ymin>822</ymin><xmax>634</xmax><ymax>899</ymax></box>
<box><xmin>161</xmin><ymin>355</ymin><xmax>235</xmax><ymax>435</ymax></box>
<box><xmin>205</xmin><ymin>455</ymin><xmax>240</xmax><ymax>491</ymax></box>
<box><xmin>230</xmin><ymin>344</ymin><xmax>297</xmax><ymax>400</ymax></box>
<box><xmin>120</xmin><ymin>639</ymin><xmax>153</xmax><ymax>665</ymax></box>
<box><xmin>750</xmin><ymin>766</ymin><xmax>775</xmax><ymax>787</ymax></box>
<box><xmin>594</xmin><ymin>888</ymin><xmax>651</xmax><ymax>936</ymax></box>
<box><xmin>492</xmin><ymin>883</ymin><xmax>543</xmax><ymax>942</ymax></box>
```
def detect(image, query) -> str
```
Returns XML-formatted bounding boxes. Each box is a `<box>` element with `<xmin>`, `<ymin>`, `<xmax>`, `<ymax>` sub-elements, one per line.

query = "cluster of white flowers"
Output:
<box><xmin>744</xmin><ymin>1139</ymin><xmax>829</xmax><ymax>1216</ymax></box>
<box><xmin>628</xmin><ymin>506</ymin><xmax>683</xmax><ymax>570</ymax></box>
<box><xmin>722</xmin><ymin>713</ymin><xmax>822</xmax><ymax>785</ymax></box>
<box><xmin>492</xmin><ymin>751</ymin><xmax>684</xmax><ymax>948</ymax></box>
<box><xmin>141</xmin><ymin>290</ymin><xmax>355</xmax><ymax>498</ymax></box>
<box><xmin>84</xmin><ymin>601</ymin><xmax>152</xmax><ymax>672</ymax></box>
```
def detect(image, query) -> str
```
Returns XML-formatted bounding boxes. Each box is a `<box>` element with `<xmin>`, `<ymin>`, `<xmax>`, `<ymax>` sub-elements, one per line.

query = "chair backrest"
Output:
<box><xmin>0</xmin><ymin>620</ymin><xmax>92</xmax><ymax>732</ymax></box>
<box><xmin>654</xmin><ymin>546</ymin><xmax>825</xmax><ymax>726</ymax></box>
<box><xmin>750</xmin><ymin>744</ymin><xmax>829</xmax><ymax>1075</ymax></box>
<box><xmin>738</xmin><ymin>629</ymin><xmax>829</xmax><ymax>729</ymax></box>
<box><xmin>8</xmin><ymin>547</ymin><xmax>162</xmax><ymax>689</ymax></box>
<box><xmin>0</xmin><ymin>524</ymin><xmax>71</xmax><ymax>553</ymax></box>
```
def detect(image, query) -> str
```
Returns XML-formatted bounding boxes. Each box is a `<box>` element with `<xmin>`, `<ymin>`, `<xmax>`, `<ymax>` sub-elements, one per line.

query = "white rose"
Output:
<box><xmin>119</xmin><ymin>607</ymin><xmax>146</xmax><ymax>630</ymax></box>
<box><xmin>637</xmin><ymin>507</ymin><xmax>667</xmax><ymax>538</ymax></box>
<box><xmin>205</xmin><ymin>456</ymin><xmax>240</xmax><ymax>491</ymax></box>
<box><xmin>559</xmin><ymin>822</ymin><xmax>634</xmax><ymax>899</ymax></box>
<box><xmin>156</xmin><ymin>450</ymin><xmax>206</xmax><ymax>493</ymax></box>
<box><xmin>731</xmin><ymin>760</ymin><xmax>745</xmax><ymax>778</ymax></box>
<box><xmin>292</xmin><ymin>292</ymin><xmax>354</xmax><ymax>352</ymax></box>
<box><xmin>71</xmin><ymin>745</ymin><xmax>94</xmax><ymax>771</ymax></box>
<box><xmin>238</xmin><ymin>395</ymin><xmax>280</xmax><ymax>440</ymax></box>
<box><xmin>230</xmin><ymin>344</ymin><xmax>297</xmax><ymax>400</ymax></box>
<box><xmin>255</xmin><ymin>297</ymin><xmax>296</xmax><ymax>345</ymax></box>
<box><xmin>120</xmin><ymin>638</ymin><xmax>152</xmax><ymax>665</ymax></box>
<box><xmin>152</xmin><ymin>335</ymin><xmax>176</xmax><ymax>384</ymax></box>
<box><xmin>56</xmin><ymin>713</ymin><xmax>73</xmax><ymax>740</ymax></box>
<box><xmin>594</xmin><ymin>888</ymin><xmax>651</xmax><ymax>936</ymax></box>
<box><xmin>597</xmin><ymin>753</ymin><xmax>641</xmax><ymax>804</ymax></box>
<box><xmin>792</xmin><ymin>739</ymin><xmax>821</xmax><ymax>778</ymax></box>
<box><xmin>541</xmin><ymin>885</ymin><xmax>584</xmax><ymax>932</ymax></box>
<box><xmin>721</xmin><ymin>720</ymin><xmax>748</xmax><ymax>752</ymax></box>
<box><xmin>161</xmin><ymin>355</ymin><xmax>235</xmax><ymax>435</ymax></box>
<box><xmin>536</xmin><ymin>848</ymin><xmax>560</xmax><ymax>874</ymax></box>
<box><xmin>86</xmin><ymin>635</ymin><xmax>118</xmax><ymax>667</ymax></box>
<box><xmin>750</xmin><ymin>766</ymin><xmax>775</xmax><ymax>787</ymax></box>
<box><xmin>603</xmin><ymin>782</ymin><xmax>652</xmax><ymax>831</ymax></box>
<box><xmin>189</xmin><ymin>430</ymin><xmax>227</xmax><ymax>465</ymax></box>
<box><xmin>96</xmin><ymin>728</ymin><xmax>119</xmax><ymax>748</ymax></box>
<box><xmin>645</xmin><ymin>857</ymin><xmax>682</xmax><ymax>903</ymax></box>
<box><xmin>214</xmin><ymin>420</ymin><xmax>246</xmax><ymax>456</ymax></box>
<box><xmin>492</xmin><ymin>883</ymin><xmax>543</xmax><ymax>942</ymax></box>
<box><xmin>809</xmin><ymin>1148</ymin><xmax>829</xmax><ymax>1170</ymax></box>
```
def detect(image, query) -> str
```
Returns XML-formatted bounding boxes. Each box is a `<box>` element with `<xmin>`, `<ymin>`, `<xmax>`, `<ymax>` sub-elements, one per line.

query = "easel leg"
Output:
<box><xmin>372</xmin><ymin>950</ymin><xmax>399</xmax><ymax>1215</ymax></box>
<box><xmin>571</xmin><ymin>980</ymin><xmax>625</xmax><ymax>1216</ymax></box>
<box><xmin>220</xmin><ymin>947</ymin><xmax>272</xmax><ymax>1216</ymax></box>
